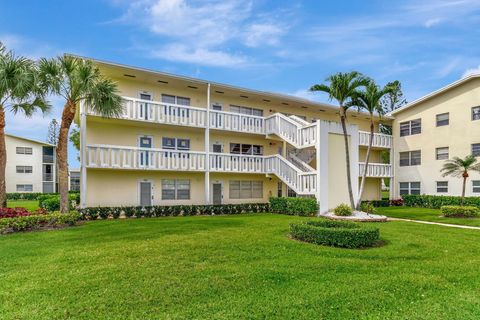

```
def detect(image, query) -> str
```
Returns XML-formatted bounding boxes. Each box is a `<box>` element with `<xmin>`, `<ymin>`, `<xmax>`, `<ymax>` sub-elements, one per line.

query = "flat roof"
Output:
<box><xmin>6</xmin><ymin>133</ymin><xmax>56</xmax><ymax>147</ymax></box>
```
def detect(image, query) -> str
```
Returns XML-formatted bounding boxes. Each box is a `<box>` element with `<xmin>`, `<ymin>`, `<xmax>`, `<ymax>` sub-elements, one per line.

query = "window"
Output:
<box><xmin>229</xmin><ymin>180</ymin><xmax>263</xmax><ymax>199</ymax></box>
<box><xmin>399</xmin><ymin>150</ymin><xmax>421</xmax><ymax>166</ymax></box>
<box><xmin>16</xmin><ymin>147</ymin><xmax>32</xmax><ymax>155</ymax></box>
<box><xmin>436</xmin><ymin>147</ymin><xmax>449</xmax><ymax>160</ymax></box>
<box><xmin>472</xmin><ymin>106</ymin><xmax>480</xmax><ymax>121</ymax></box>
<box><xmin>162</xmin><ymin>138</ymin><xmax>190</xmax><ymax>151</ymax></box>
<box><xmin>161</xmin><ymin>179</ymin><xmax>190</xmax><ymax>200</ymax></box>
<box><xmin>162</xmin><ymin>137</ymin><xmax>176</xmax><ymax>150</ymax></box>
<box><xmin>16</xmin><ymin>184</ymin><xmax>33</xmax><ymax>192</ymax></box>
<box><xmin>473</xmin><ymin>181</ymin><xmax>480</xmax><ymax>193</ymax></box>
<box><xmin>161</xmin><ymin>94</ymin><xmax>190</xmax><ymax>106</ymax></box>
<box><xmin>229</xmin><ymin>143</ymin><xmax>263</xmax><ymax>155</ymax></box>
<box><xmin>229</xmin><ymin>105</ymin><xmax>263</xmax><ymax>116</ymax></box>
<box><xmin>399</xmin><ymin>182</ymin><xmax>420</xmax><ymax>195</ymax></box>
<box><xmin>399</xmin><ymin>119</ymin><xmax>421</xmax><ymax>136</ymax></box>
<box><xmin>16</xmin><ymin>166</ymin><xmax>32</xmax><ymax>173</ymax></box>
<box><xmin>436</xmin><ymin>113</ymin><xmax>449</xmax><ymax>126</ymax></box>
<box><xmin>436</xmin><ymin>181</ymin><xmax>448</xmax><ymax>193</ymax></box>
<box><xmin>472</xmin><ymin>143</ymin><xmax>480</xmax><ymax>156</ymax></box>
<box><xmin>277</xmin><ymin>182</ymin><xmax>282</xmax><ymax>197</ymax></box>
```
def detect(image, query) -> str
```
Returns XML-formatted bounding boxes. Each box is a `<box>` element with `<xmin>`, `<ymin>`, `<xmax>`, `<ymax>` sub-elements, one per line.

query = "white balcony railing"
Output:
<box><xmin>358</xmin><ymin>131</ymin><xmax>392</xmax><ymax>149</ymax></box>
<box><xmin>209</xmin><ymin>110</ymin><xmax>265</xmax><ymax>134</ymax></box>
<box><xmin>209</xmin><ymin>153</ymin><xmax>264</xmax><ymax>173</ymax></box>
<box><xmin>264</xmin><ymin>155</ymin><xmax>317</xmax><ymax>195</ymax></box>
<box><xmin>359</xmin><ymin>162</ymin><xmax>393</xmax><ymax>178</ymax></box>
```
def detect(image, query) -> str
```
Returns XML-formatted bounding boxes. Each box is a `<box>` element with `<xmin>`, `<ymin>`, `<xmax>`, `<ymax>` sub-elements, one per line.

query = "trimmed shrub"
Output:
<box><xmin>359</xmin><ymin>202</ymin><xmax>376</xmax><ymax>214</ymax></box>
<box><xmin>269</xmin><ymin>197</ymin><xmax>318</xmax><ymax>216</ymax></box>
<box><xmin>403</xmin><ymin>194</ymin><xmax>480</xmax><ymax>209</ymax></box>
<box><xmin>441</xmin><ymin>205</ymin><xmax>479</xmax><ymax>218</ymax></box>
<box><xmin>290</xmin><ymin>219</ymin><xmax>380</xmax><ymax>248</ymax></box>
<box><xmin>390</xmin><ymin>198</ymin><xmax>404</xmax><ymax>206</ymax></box>
<box><xmin>0</xmin><ymin>207</ymin><xmax>46</xmax><ymax>218</ymax></box>
<box><xmin>7</xmin><ymin>191</ymin><xmax>80</xmax><ymax>201</ymax></box>
<box><xmin>0</xmin><ymin>211</ymin><xmax>81</xmax><ymax>234</ymax></box>
<box><xmin>39</xmin><ymin>193</ymin><xmax>80</xmax><ymax>211</ymax></box>
<box><xmin>334</xmin><ymin>204</ymin><xmax>353</xmax><ymax>216</ymax></box>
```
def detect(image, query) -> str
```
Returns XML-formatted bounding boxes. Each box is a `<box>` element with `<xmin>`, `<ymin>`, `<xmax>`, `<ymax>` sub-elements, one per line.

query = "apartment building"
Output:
<box><xmin>5</xmin><ymin>134</ymin><xmax>57</xmax><ymax>193</ymax></box>
<box><xmin>69</xmin><ymin>169</ymin><xmax>80</xmax><ymax>191</ymax></box>
<box><xmin>391</xmin><ymin>74</ymin><xmax>480</xmax><ymax>198</ymax></box>
<box><xmin>77</xmin><ymin>57</ymin><xmax>393</xmax><ymax>213</ymax></box>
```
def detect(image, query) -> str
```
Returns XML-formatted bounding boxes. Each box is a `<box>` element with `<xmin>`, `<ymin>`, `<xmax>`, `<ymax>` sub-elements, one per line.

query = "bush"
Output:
<box><xmin>39</xmin><ymin>193</ymin><xmax>80</xmax><ymax>211</ymax></box>
<box><xmin>7</xmin><ymin>191</ymin><xmax>80</xmax><ymax>201</ymax></box>
<box><xmin>360</xmin><ymin>202</ymin><xmax>376</xmax><ymax>214</ymax></box>
<box><xmin>334</xmin><ymin>204</ymin><xmax>353</xmax><ymax>216</ymax></box>
<box><xmin>0</xmin><ymin>211</ymin><xmax>81</xmax><ymax>234</ymax></box>
<box><xmin>269</xmin><ymin>197</ymin><xmax>318</xmax><ymax>216</ymax></box>
<box><xmin>390</xmin><ymin>198</ymin><xmax>404</xmax><ymax>206</ymax></box>
<box><xmin>441</xmin><ymin>205</ymin><xmax>479</xmax><ymax>218</ymax></box>
<box><xmin>0</xmin><ymin>207</ymin><xmax>46</xmax><ymax>218</ymax></box>
<box><xmin>403</xmin><ymin>194</ymin><xmax>480</xmax><ymax>209</ymax></box>
<box><xmin>289</xmin><ymin>219</ymin><xmax>380</xmax><ymax>248</ymax></box>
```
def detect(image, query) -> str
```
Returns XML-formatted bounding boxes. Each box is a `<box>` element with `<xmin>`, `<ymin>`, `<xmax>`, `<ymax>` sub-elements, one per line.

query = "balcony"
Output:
<box><xmin>358</xmin><ymin>131</ymin><xmax>392</xmax><ymax>149</ymax></box>
<box><xmin>359</xmin><ymin>162</ymin><xmax>393</xmax><ymax>178</ymax></box>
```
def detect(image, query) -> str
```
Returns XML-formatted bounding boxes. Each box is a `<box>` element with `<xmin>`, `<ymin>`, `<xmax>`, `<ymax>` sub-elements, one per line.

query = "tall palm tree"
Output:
<box><xmin>352</xmin><ymin>81</ymin><xmax>394</xmax><ymax>209</ymax></box>
<box><xmin>310</xmin><ymin>72</ymin><xmax>369</xmax><ymax>208</ymax></box>
<box><xmin>38</xmin><ymin>56</ymin><xmax>123</xmax><ymax>213</ymax></box>
<box><xmin>0</xmin><ymin>42</ymin><xmax>49</xmax><ymax>207</ymax></box>
<box><xmin>441</xmin><ymin>155</ymin><xmax>480</xmax><ymax>205</ymax></box>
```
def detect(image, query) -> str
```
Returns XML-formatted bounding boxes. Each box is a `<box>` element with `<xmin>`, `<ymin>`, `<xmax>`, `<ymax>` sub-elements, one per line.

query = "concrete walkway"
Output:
<box><xmin>388</xmin><ymin>217</ymin><xmax>480</xmax><ymax>230</ymax></box>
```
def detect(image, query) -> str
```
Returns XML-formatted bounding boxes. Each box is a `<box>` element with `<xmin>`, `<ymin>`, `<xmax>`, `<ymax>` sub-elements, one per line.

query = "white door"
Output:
<box><xmin>211</xmin><ymin>104</ymin><xmax>223</xmax><ymax>128</ymax></box>
<box><xmin>138</xmin><ymin>136</ymin><xmax>153</xmax><ymax>167</ymax></box>
<box><xmin>139</xmin><ymin>92</ymin><xmax>152</xmax><ymax>120</ymax></box>
<box><xmin>212</xmin><ymin>183</ymin><xmax>223</xmax><ymax>205</ymax></box>
<box><xmin>139</xmin><ymin>181</ymin><xmax>152</xmax><ymax>206</ymax></box>
<box><xmin>212</xmin><ymin>143</ymin><xmax>223</xmax><ymax>170</ymax></box>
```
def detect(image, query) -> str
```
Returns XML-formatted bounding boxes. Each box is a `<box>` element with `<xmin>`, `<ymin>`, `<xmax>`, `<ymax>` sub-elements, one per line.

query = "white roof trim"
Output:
<box><xmin>389</xmin><ymin>74</ymin><xmax>480</xmax><ymax>116</ymax></box>
<box><xmin>6</xmin><ymin>133</ymin><xmax>56</xmax><ymax>147</ymax></box>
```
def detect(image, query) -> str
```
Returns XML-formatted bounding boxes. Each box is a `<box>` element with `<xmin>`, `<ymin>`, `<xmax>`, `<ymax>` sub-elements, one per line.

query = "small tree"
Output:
<box><xmin>441</xmin><ymin>155</ymin><xmax>480</xmax><ymax>205</ymax></box>
<box><xmin>47</xmin><ymin>118</ymin><xmax>60</xmax><ymax>145</ymax></box>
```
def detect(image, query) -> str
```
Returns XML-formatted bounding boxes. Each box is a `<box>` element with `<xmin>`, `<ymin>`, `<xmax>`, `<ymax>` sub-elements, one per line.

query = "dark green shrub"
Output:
<box><xmin>269</xmin><ymin>197</ymin><xmax>318</xmax><ymax>216</ymax></box>
<box><xmin>7</xmin><ymin>192</ymin><xmax>80</xmax><ymax>201</ymax></box>
<box><xmin>441</xmin><ymin>205</ymin><xmax>479</xmax><ymax>218</ymax></box>
<box><xmin>334</xmin><ymin>204</ymin><xmax>353</xmax><ymax>216</ymax></box>
<box><xmin>403</xmin><ymin>194</ymin><xmax>480</xmax><ymax>209</ymax></box>
<box><xmin>39</xmin><ymin>193</ymin><xmax>80</xmax><ymax>212</ymax></box>
<box><xmin>289</xmin><ymin>219</ymin><xmax>380</xmax><ymax>248</ymax></box>
<box><xmin>0</xmin><ymin>211</ymin><xmax>81</xmax><ymax>234</ymax></box>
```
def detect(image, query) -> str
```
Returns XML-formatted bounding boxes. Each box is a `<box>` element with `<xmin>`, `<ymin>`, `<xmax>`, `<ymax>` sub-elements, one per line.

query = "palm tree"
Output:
<box><xmin>38</xmin><ymin>56</ymin><xmax>123</xmax><ymax>213</ymax></box>
<box><xmin>0</xmin><ymin>43</ymin><xmax>49</xmax><ymax>207</ymax></box>
<box><xmin>441</xmin><ymin>155</ymin><xmax>480</xmax><ymax>205</ymax></box>
<box><xmin>310</xmin><ymin>72</ymin><xmax>369</xmax><ymax>209</ymax></box>
<box><xmin>352</xmin><ymin>81</ymin><xmax>394</xmax><ymax>209</ymax></box>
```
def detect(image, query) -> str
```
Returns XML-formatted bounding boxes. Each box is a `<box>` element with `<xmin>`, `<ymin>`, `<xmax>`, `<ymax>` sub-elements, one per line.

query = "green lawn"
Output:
<box><xmin>7</xmin><ymin>199</ymin><xmax>39</xmax><ymax>211</ymax></box>
<box><xmin>377</xmin><ymin>206</ymin><xmax>480</xmax><ymax>227</ymax></box>
<box><xmin>1</xmin><ymin>214</ymin><xmax>480</xmax><ymax>319</ymax></box>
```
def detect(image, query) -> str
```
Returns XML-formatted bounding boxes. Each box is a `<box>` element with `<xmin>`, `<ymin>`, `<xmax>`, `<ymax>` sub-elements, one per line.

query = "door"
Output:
<box><xmin>139</xmin><ymin>92</ymin><xmax>152</xmax><ymax>120</ymax></box>
<box><xmin>212</xmin><ymin>143</ymin><xmax>223</xmax><ymax>170</ymax></box>
<box><xmin>211</xmin><ymin>104</ymin><xmax>223</xmax><ymax>128</ymax></box>
<box><xmin>139</xmin><ymin>181</ymin><xmax>152</xmax><ymax>206</ymax></box>
<box><xmin>139</xmin><ymin>136</ymin><xmax>153</xmax><ymax>167</ymax></box>
<box><xmin>212</xmin><ymin>183</ymin><xmax>222</xmax><ymax>205</ymax></box>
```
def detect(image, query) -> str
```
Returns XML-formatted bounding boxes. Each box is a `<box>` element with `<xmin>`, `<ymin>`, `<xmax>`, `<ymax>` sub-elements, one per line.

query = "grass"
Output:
<box><xmin>7</xmin><ymin>199</ymin><xmax>39</xmax><ymax>211</ymax></box>
<box><xmin>1</xmin><ymin>214</ymin><xmax>480</xmax><ymax>319</ymax></box>
<box><xmin>381</xmin><ymin>190</ymin><xmax>390</xmax><ymax>199</ymax></box>
<box><xmin>377</xmin><ymin>206</ymin><xmax>480</xmax><ymax>227</ymax></box>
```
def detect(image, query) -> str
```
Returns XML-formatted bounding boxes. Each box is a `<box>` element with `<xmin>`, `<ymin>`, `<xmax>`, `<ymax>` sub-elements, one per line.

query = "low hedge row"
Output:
<box><xmin>0</xmin><ymin>212</ymin><xmax>81</xmax><ymax>234</ymax></box>
<box><xmin>269</xmin><ymin>197</ymin><xmax>318</xmax><ymax>216</ymax></box>
<box><xmin>360</xmin><ymin>199</ymin><xmax>404</xmax><ymax>208</ymax></box>
<box><xmin>441</xmin><ymin>205</ymin><xmax>479</xmax><ymax>218</ymax></box>
<box><xmin>7</xmin><ymin>191</ymin><xmax>79</xmax><ymax>201</ymax></box>
<box><xmin>79</xmin><ymin>203</ymin><xmax>270</xmax><ymax>220</ymax></box>
<box><xmin>403</xmin><ymin>195</ymin><xmax>480</xmax><ymax>209</ymax></box>
<box><xmin>290</xmin><ymin>219</ymin><xmax>380</xmax><ymax>248</ymax></box>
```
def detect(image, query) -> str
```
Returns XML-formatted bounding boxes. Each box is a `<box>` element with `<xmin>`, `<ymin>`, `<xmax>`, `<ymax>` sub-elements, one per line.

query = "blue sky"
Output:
<box><xmin>2</xmin><ymin>0</ymin><xmax>480</xmax><ymax>167</ymax></box>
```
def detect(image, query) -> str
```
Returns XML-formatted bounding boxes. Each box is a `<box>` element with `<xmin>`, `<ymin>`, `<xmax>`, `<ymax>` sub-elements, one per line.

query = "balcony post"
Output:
<box><xmin>204</xmin><ymin>83</ymin><xmax>211</xmax><ymax>204</ymax></box>
<box><xmin>80</xmin><ymin>101</ymin><xmax>87</xmax><ymax>208</ymax></box>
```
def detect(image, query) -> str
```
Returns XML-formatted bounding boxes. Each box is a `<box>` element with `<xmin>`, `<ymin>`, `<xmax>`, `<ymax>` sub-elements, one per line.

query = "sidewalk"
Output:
<box><xmin>388</xmin><ymin>217</ymin><xmax>480</xmax><ymax>230</ymax></box>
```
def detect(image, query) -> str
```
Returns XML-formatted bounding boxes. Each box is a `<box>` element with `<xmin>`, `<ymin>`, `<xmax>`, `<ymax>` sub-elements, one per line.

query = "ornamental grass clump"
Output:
<box><xmin>334</xmin><ymin>203</ymin><xmax>353</xmax><ymax>216</ymax></box>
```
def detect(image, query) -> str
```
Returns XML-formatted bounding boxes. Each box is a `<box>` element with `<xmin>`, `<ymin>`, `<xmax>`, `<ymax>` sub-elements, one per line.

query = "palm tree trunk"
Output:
<box><xmin>0</xmin><ymin>109</ymin><xmax>6</xmax><ymax>208</ymax></box>
<box><xmin>356</xmin><ymin>119</ymin><xmax>374</xmax><ymax>209</ymax></box>
<box><xmin>339</xmin><ymin>109</ymin><xmax>355</xmax><ymax>209</ymax></box>
<box><xmin>57</xmin><ymin>100</ymin><xmax>76</xmax><ymax>213</ymax></box>
<box><xmin>462</xmin><ymin>176</ymin><xmax>466</xmax><ymax>206</ymax></box>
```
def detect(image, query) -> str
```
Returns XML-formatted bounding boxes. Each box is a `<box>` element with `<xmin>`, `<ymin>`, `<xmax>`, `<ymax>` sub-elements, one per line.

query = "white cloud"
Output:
<box><xmin>424</xmin><ymin>18</ymin><xmax>442</xmax><ymax>28</ymax></box>
<box><xmin>0</xmin><ymin>33</ymin><xmax>61</xmax><ymax>60</ymax></box>
<box><xmin>243</xmin><ymin>23</ymin><xmax>285</xmax><ymax>47</ymax></box>
<box><xmin>462</xmin><ymin>65</ymin><xmax>480</xmax><ymax>78</ymax></box>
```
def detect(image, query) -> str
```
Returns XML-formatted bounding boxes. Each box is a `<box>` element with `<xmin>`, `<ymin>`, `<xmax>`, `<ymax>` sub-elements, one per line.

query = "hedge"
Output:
<box><xmin>0</xmin><ymin>211</ymin><xmax>81</xmax><ymax>234</ymax></box>
<box><xmin>7</xmin><ymin>191</ymin><xmax>79</xmax><ymax>201</ymax></box>
<box><xmin>441</xmin><ymin>205</ymin><xmax>479</xmax><ymax>218</ymax></box>
<box><xmin>403</xmin><ymin>195</ymin><xmax>480</xmax><ymax>209</ymax></box>
<box><xmin>38</xmin><ymin>193</ymin><xmax>81</xmax><ymax>211</ymax></box>
<box><xmin>290</xmin><ymin>219</ymin><xmax>380</xmax><ymax>248</ymax></box>
<box><xmin>269</xmin><ymin>197</ymin><xmax>318</xmax><ymax>216</ymax></box>
<box><xmin>79</xmin><ymin>203</ymin><xmax>270</xmax><ymax>220</ymax></box>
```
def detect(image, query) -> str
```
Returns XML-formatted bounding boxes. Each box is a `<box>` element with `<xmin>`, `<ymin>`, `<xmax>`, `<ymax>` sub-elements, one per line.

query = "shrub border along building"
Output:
<box><xmin>7</xmin><ymin>191</ymin><xmax>79</xmax><ymax>201</ymax></box>
<box><xmin>0</xmin><ymin>212</ymin><xmax>81</xmax><ymax>234</ymax></box>
<box><xmin>403</xmin><ymin>194</ymin><xmax>480</xmax><ymax>209</ymax></box>
<box><xmin>269</xmin><ymin>197</ymin><xmax>318</xmax><ymax>216</ymax></box>
<box><xmin>290</xmin><ymin>219</ymin><xmax>380</xmax><ymax>248</ymax></box>
<box><xmin>441</xmin><ymin>205</ymin><xmax>479</xmax><ymax>218</ymax></box>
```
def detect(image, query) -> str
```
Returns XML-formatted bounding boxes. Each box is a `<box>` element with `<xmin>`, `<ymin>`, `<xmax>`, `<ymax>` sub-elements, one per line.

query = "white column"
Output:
<box><xmin>79</xmin><ymin>101</ymin><xmax>87</xmax><ymax>208</ymax></box>
<box><xmin>389</xmin><ymin>144</ymin><xmax>394</xmax><ymax>200</ymax></box>
<box><xmin>204</xmin><ymin>83</ymin><xmax>211</xmax><ymax>204</ymax></box>
<box><xmin>350</xmin><ymin>124</ymin><xmax>360</xmax><ymax>205</ymax></box>
<box><xmin>315</xmin><ymin>121</ymin><xmax>322</xmax><ymax>214</ymax></box>
<box><xmin>318</xmin><ymin>121</ymin><xmax>329</xmax><ymax>214</ymax></box>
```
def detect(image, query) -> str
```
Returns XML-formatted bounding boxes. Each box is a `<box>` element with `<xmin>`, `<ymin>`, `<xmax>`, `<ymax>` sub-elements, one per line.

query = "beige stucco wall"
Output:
<box><xmin>327</xmin><ymin>133</ymin><xmax>350</xmax><ymax>210</ymax></box>
<box><xmin>392</xmin><ymin>77</ymin><xmax>480</xmax><ymax>198</ymax></box>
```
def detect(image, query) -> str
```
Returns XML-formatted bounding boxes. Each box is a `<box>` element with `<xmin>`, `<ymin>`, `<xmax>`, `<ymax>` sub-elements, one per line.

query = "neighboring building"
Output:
<box><xmin>69</xmin><ymin>169</ymin><xmax>80</xmax><ymax>191</ymax></box>
<box><xmin>5</xmin><ymin>134</ymin><xmax>57</xmax><ymax>193</ymax></box>
<box><xmin>76</xmin><ymin>56</ymin><xmax>393</xmax><ymax>213</ymax></box>
<box><xmin>390</xmin><ymin>74</ymin><xmax>480</xmax><ymax>198</ymax></box>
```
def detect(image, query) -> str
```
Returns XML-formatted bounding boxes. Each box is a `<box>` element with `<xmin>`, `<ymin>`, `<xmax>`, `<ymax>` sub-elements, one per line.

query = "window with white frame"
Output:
<box><xmin>162</xmin><ymin>137</ymin><xmax>190</xmax><ymax>151</ymax></box>
<box><xmin>161</xmin><ymin>94</ymin><xmax>190</xmax><ymax>106</ymax></box>
<box><xmin>16</xmin><ymin>184</ymin><xmax>33</xmax><ymax>192</ymax></box>
<box><xmin>436</xmin><ymin>113</ymin><xmax>449</xmax><ymax>126</ymax></box>
<box><xmin>16</xmin><ymin>166</ymin><xmax>33</xmax><ymax>173</ymax></box>
<box><xmin>472</xmin><ymin>106</ymin><xmax>480</xmax><ymax>121</ymax></box>
<box><xmin>472</xmin><ymin>143</ymin><xmax>480</xmax><ymax>156</ymax></box>
<box><xmin>473</xmin><ymin>180</ymin><xmax>480</xmax><ymax>193</ymax></box>
<box><xmin>399</xmin><ymin>119</ymin><xmax>421</xmax><ymax>137</ymax></box>
<box><xmin>16</xmin><ymin>147</ymin><xmax>32</xmax><ymax>155</ymax></box>
<box><xmin>436</xmin><ymin>147</ymin><xmax>449</xmax><ymax>160</ymax></box>
<box><xmin>399</xmin><ymin>182</ymin><xmax>421</xmax><ymax>195</ymax></box>
<box><xmin>161</xmin><ymin>179</ymin><xmax>190</xmax><ymax>200</ymax></box>
<box><xmin>436</xmin><ymin>181</ymin><xmax>448</xmax><ymax>193</ymax></box>
<box><xmin>229</xmin><ymin>105</ymin><xmax>263</xmax><ymax>116</ymax></box>
<box><xmin>399</xmin><ymin>150</ymin><xmax>421</xmax><ymax>166</ymax></box>
<box><xmin>229</xmin><ymin>143</ymin><xmax>263</xmax><ymax>155</ymax></box>
<box><xmin>229</xmin><ymin>180</ymin><xmax>263</xmax><ymax>199</ymax></box>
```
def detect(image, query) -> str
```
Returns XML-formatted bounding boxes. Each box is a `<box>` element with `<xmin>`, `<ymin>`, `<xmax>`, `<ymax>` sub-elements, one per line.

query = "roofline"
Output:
<box><xmin>66</xmin><ymin>53</ymin><xmax>393</xmax><ymax>121</ymax></box>
<box><xmin>389</xmin><ymin>74</ymin><xmax>480</xmax><ymax>116</ymax></box>
<box><xmin>6</xmin><ymin>133</ymin><xmax>56</xmax><ymax>147</ymax></box>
